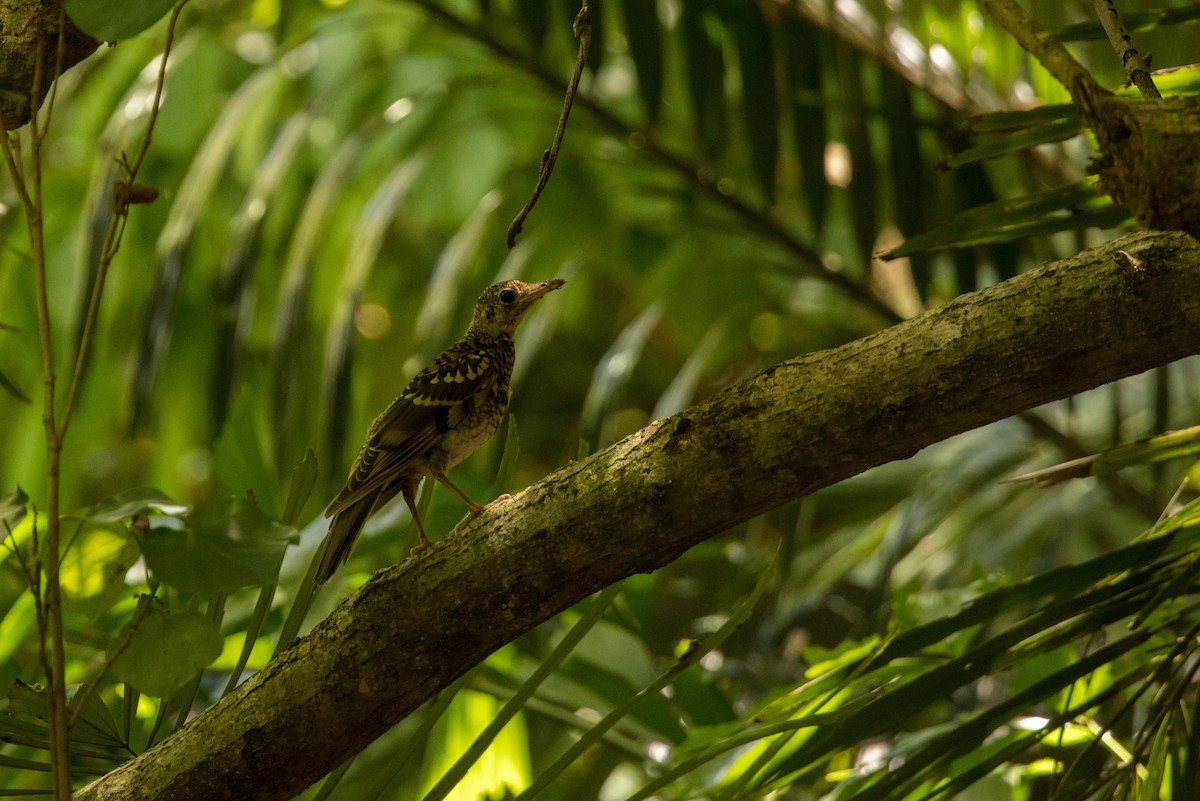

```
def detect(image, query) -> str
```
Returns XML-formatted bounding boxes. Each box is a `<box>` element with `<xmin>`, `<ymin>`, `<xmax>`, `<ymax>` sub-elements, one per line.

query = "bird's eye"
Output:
<box><xmin>499</xmin><ymin>289</ymin><xmax>517</xmax><ymax>303</ymax></box>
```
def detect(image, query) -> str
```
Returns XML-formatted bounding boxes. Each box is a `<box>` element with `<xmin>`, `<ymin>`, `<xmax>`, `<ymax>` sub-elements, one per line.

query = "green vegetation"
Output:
<box><xmin>2</xmin><ymin>1</ymin><xmax>1200</xmax><ymax>799</ymax></box>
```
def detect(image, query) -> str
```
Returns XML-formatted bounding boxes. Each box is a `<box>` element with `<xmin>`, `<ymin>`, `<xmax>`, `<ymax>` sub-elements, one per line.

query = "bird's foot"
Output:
<box><xmin>450</xmin><ymin>494</ymin><xmax>512</xmax><ymax>535</ymax></box>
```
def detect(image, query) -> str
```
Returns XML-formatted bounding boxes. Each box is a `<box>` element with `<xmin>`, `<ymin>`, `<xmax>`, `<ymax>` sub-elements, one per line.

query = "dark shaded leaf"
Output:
<box><xmin>0</xmin><ymin>488</ymin><xmax>28</xmax><ymax>534</ymax></box>
<box><xmin>0</xmin><ymin>368</ymin><xmax>30</xmax><ymax>405</ymax></box>
<box><xmin>214</xmin><ymin>389</ymin><xmax>278</xmax><ymax>517</ymax></box>
<box><xmin>730</xmin><ymin>5</ymin><xmax>778</xmax><ymax>200</ymax></box>
<box><xmin>130</xmin><ymin>66</ymin><xmax>284</xmax><ymax>433</ymax></box>
<box><xmin>210</xmin><ymin>113</ymin><xmax>309</xmax><ymax>434</ymax></box>
<box><xmin>681</xmin><ymin>1</ymin><xmax>727</xmax><ymax>159</ymax></box>
<box><xmin>1058</xmin><ymin>6</ymin><xmax>1200</xmax><ymax>41</ymax></box>
<box><xmin>835</xmin><ymin>41</ymin><xmax>878</xmax><ymax>266</ymax></box>
<box><xmin>617</xmin><ymin>0</ymin><xmax>663</xmax><ymax>122</ymax></box>
<box><xmin>141</xmin><ymin>496</ymin><xmax>297</xmax><ymax>592</ymax></box>
<box><xmin>515</xmin><ymin>0</ymin><xmax>550</xmax><ymax>49</ymax></box>
<box><xmin>319</xmin><ymin>157</ymin><xmax>425</xmax><ymax>475</ymax></box>
<box><xmin>783</xmin><ymin>18</ymin><xmax>827</xmax><ymax>232</ymax></box>
<box><xmin>943</xmin><ymin>118</ymin><xmax>1083</xmax><ymax>169</ymax></box>
<box><xmin>280</xmin><ymin>448</ymin><xmax>318</xmax><ymax>527</ymax></box>
<box><xmin>882</xmin><ymin>182</ymin><xmax>1131</xmax><ymax>259</ymax></box>
<box><xmin>963</xmin><ymin>103</ymin><xmax>1079</xmax><ymax>134</ymax></box>
<box><xmin>270</xmin><ymin>135</ymin><xmax>365</xmax><ymax>476</ymax></box>
<box><xmin>64</xmin><ymin>0</ymin><xmax>176</xmax><ymax>41</ymax></box>
<box><xmin>109</xmin><ymin>602</ymin><xmax>223</xmax><ymax>697</ymax></box>
<box><xmin>2</xmin><ymin>680</ymin><xmax>127</xmax><ymax>752</ymax></box>
<box><xmin>882</xmin><ymin>70</ymin><xmax>930</xmax><ymax>295</ymax></box>
<box><xmin>67</xmin><ymin>685</ymin><xmax>124</xmax><ymax>749</ymax></box>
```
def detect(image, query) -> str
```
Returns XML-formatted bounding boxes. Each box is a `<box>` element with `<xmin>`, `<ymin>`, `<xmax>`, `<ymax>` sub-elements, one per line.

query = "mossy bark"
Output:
<box><xmin>76</xmin><ymin>230</ymin><xmax>1200</xmax><ymax>800</ymax></box>
<box><xmin>0</xmin><ymin>0</ymin><xmax>98</xmax><ymax>129</ymax></box>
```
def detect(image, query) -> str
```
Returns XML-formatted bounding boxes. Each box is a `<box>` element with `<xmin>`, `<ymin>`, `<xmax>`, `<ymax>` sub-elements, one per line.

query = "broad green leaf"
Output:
<box><xmin>64</xmin><ymin>0</ymin><xmax>176</xmax><ymax>42</ymax></box>
<box><xmin>83</xmin><ymin>487</ymin><xmax>189</xmax><ymax>522</ymax></box>
<box><xmin>109</xmin><ymin>603</ymin><xmax>223</xmax><ymax>697</ymax></box>
<box><xmin>141</xmin><ymin>496</ymin><xmax>297</xmax><ymax>592</ymax></box>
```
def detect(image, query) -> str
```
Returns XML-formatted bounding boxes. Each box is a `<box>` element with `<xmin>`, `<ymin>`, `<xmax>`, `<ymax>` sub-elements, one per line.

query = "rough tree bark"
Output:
<box><xmin>76</xmin><ymin>229</ymin><xmax>1200</xmax><ymax>800</ymax></box>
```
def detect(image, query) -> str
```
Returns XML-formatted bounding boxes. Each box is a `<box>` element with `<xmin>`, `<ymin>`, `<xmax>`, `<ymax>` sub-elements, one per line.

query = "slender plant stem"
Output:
<box><xmin>0</xmin><ymin>4</ymin><xmax>190</xmax><ymax>797</ymax></box>
<box><xmin>9</xmin><ymin>18</ymin><xmax>75</xmax><ymax>799</ymax></box>
<box><xmin>60</xmin><ymin>0</ymin><xmax>189</xmax><ymax>439</ymax></box>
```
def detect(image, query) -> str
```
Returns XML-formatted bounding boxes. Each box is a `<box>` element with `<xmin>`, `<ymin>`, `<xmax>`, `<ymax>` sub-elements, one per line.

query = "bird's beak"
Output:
<box><xmin>521</xmin><ymin>278</ymin><xmax>566</xmax><ymax>305</ymax></box>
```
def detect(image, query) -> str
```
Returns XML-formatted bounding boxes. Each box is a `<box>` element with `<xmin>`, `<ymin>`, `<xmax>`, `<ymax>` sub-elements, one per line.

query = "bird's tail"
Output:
<box><xmin>313</xmin><ymin>495</ymin><xmax>375</xmax><ymax>586</ymax></box>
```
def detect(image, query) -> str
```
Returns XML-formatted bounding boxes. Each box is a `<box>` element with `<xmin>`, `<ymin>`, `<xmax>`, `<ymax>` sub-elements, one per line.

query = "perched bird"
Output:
<box><xmin>314</xmin><ymin>278</ymin><xmax>566</xmax><ymax>585</ymax></box>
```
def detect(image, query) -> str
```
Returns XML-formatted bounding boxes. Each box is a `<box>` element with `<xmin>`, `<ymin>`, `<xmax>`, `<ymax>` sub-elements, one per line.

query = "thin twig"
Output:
<box><xmin>60</xmin><ymin>0</ymin><xmax>190</xmax><ymax>438</ymax></box>
<box><xmin>1091</xmin><ymin>0</ymin><xmax>1162</xmax><ymax>100</ymax></box>
<box><xmin>506</xmin><ymin>0</ymin><xmax>590</xmax><ymax>248</ymax></box>
<box><xmin>18</xmin><ymin>20</ymin><xmax>74</xmax><ymax>798</ymax></box>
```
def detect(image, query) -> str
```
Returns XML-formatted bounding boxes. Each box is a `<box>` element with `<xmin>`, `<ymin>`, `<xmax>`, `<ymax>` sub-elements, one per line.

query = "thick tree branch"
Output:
<box><xmin>77</xmin><ymin>229</ymin><xmax>1200</xmax><ymax>801</ymax></box>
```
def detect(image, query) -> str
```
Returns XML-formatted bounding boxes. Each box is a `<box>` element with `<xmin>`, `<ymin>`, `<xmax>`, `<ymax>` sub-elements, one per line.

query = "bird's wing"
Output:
<box><xmin>324</xmin><ymin>345</ymin><xmax>499</xmax><ymax>517</ymax></box>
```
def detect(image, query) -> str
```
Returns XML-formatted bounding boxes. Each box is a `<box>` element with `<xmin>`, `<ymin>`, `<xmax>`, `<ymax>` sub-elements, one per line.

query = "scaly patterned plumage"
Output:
<box><xmin>313</xmin><ymin>278</ymin><xmax>565</xmax><ymax>585</ymax></box>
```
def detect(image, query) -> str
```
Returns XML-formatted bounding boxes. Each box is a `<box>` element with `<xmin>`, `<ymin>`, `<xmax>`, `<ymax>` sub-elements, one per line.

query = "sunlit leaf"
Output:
<box><xmin>83</xmin><ymin>487</ymin><xmax>190</xmax><ymax>522</ymax></box>
<box><xmin>109</xmin><ymin>602</ymin><xmax>223</xmax><ymax>697</ymax></box>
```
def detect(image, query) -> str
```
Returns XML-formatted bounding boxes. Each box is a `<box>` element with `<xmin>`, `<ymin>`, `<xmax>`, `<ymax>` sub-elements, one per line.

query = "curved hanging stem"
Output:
<box><xmin>506</xmin><ymin>0</ymin><xmax>590</xmax><ymax>248</ymax></box>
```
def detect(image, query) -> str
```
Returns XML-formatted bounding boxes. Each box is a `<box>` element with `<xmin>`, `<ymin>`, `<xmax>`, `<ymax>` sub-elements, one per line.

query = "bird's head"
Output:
<box><xmin>468</xmin><ymin>278</ymin><xmax>566</xmax><ymax>336</ymax></box>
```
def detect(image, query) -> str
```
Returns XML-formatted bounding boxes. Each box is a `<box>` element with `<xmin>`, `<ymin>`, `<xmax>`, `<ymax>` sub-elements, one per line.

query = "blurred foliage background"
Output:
<box><xmin>2</xmin><ymin>0</ymin><xmax>1200</xmax><ymax>798</ymax></box>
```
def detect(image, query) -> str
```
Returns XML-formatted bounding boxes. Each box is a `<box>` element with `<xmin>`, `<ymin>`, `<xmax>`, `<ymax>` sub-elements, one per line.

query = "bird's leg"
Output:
<box><xmin>401</xmin><ymin>482</ymin><xmax>431</xmax><ymax>553</ymax></box>
<box><xmin>429</xmin><ymin>464</ymin><xmax>484</xmax><ymax>514</ymax></box>
<box><xmin>428</xmin><ymin>464</ymin><xmax>511</xmax><ymax>534</ymax></box>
